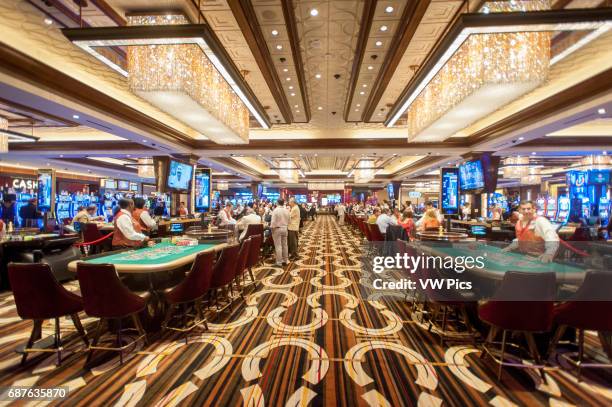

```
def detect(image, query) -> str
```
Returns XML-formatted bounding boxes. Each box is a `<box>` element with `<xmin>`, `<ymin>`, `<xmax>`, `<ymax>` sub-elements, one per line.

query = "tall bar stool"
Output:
<box><xmin>8</xmin><ymin>263</ymin><xmax>89</xmax><ymax>365</ymax></box>
<box><xmin>76</xmin><ymin>263</ymin><xmax>149</xmax><ymax>364</ymax></box>
<box><xmin>209</xmin><ymin>244</ymin><xmax>241</xmax><ymax>312</ymax></box>
<box><xmin>549</xmin><ymin>271</ymin><xmax>612</xmax><ymax>379</ymax></box>
<box><xmin>162</xmin><ymin>251</ymin><xmax>215</xmax><ymax>342</ymax></box>
<box><xmin>233</xmin><ymin>238</ymin><xmax>252</xmax><ymax>296</ymax></box>
<box><xmin>479</xmin><ymin>271</ymin><xmax>556</xmax><ymax>380</ymax></box>
<box><xmin>245</xmin><ymin>234</ymin><xmax>263</xmax><ymax>285</ymax></box>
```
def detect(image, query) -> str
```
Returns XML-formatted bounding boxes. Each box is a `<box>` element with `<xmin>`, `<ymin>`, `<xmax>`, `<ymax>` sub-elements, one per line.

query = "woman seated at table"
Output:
<box><xmin>367</xmin><ymin>208</ymin><xmax>380</xmax><ymax>224</ymax></box>
<box><xmin>112</xmin><ymin>198</ymin><xmax>150</xmax><ymax>250</ymax></box>
<box><xmin>398</xmin><ymin>211</ymin><xmax>416</xmax><ymax>238</ymax></box>
<box><xmin>418</xmin><ymin>209</ymin><xmax>441</xmax><ymax>232</ymax></box>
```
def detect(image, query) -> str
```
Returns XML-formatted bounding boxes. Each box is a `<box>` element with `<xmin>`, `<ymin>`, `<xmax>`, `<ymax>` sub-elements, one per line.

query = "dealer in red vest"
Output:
<box><xmin>112</xmin><ymin>198</ymin><xmax>152</xmax><ymax>250</ymax></box>
<box><xmin>503</xmin><ymin>200</ymin><xmax>559</xmax><ymax>263</ymax></box>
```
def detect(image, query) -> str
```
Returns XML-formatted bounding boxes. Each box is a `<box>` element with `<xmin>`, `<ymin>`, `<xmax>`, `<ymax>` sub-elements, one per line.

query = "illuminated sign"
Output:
<box><xmin>12</xmin><ymin>178</ymin><xmax>38</xmax><ymax>190</ymax></box>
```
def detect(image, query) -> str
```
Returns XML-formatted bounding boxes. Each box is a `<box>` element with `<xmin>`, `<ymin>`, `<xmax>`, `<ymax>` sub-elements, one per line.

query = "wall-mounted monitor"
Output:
<box><xmin>166</xmin><ymin>160</ymin><xmax>193</xmax><ymax>191</ymax></box>
<box><xmin>459</xmin><ymin>160</ymin><xmax>485</xmax><ymax>191</ymax></box>
<box><xmin>386</xmin><ymin>183</ymin><xmax>394</xmax><ymax>200</ymax></box>
<box><xmin>588</xmin><ymin>169</ymin><xmax>610</xmax><ymax>185</ymax></box>
<box><xmin>195</xmin><ymin>168</ymin><xmax>211</xmax><ymax>211</ymax></box>
<box><xmin>118</xmin><ymin>180</ymin><xmax>129</xmax><ymax>190</ymax></box>
<box><xmin>440</xmin><ymin>168</ymin><xmax>459</xmax><ymax>215</ymax></box>
<box><xmin>129</xmin><ymin>182</ymin><xmax>138</xmax><ymax>192</ymax></box>
<box><xmin>104</xmin><ymin>179</ymin><xmax>117</xmax><ymax>190</ymax></box>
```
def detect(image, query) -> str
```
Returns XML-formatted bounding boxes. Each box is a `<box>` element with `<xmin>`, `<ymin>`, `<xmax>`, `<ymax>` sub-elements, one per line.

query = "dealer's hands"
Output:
<box><xmin>538</xmin><ymin>253</ymin><xmax>554</xmax><ymax>263</ymax></box>
<box><xmin>501</xmin><ymin>246</ymin><xmax>513</xmax><ymax>253</ymax></box>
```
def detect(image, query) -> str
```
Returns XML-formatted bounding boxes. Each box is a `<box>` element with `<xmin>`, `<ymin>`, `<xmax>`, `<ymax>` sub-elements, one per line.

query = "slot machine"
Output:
<box><xmin>536</xmin><ymin>196</ymin><xmax>546</xmax><ymax>217</ymax></box>
<box><xmin>71</xmin><ymin>193</ymin><xmax>84</xmax><ymax>217</ymax></box>
<box><xmin>556</xmin><ymin>196</ymin><xmax>570</xmax><ymax>223</ymax></box>
<box><xmin>103</xmin><ymin>193</ymin><xmax>116</xmax><ymax>221</ymax></box>
<box><xmin>599</xmin><ymin>196</ymin><xmax>610</xmax><ymax>227</ymax></box>
<box><xmin>546</xmin><ymin>196</ymin><xmax>557</xmax><ymax>219</ymax></box>
<box><xmin>55</xmin><ymin>192</ymin><xmax>72</xmax><ymax>222</ymax></box>
<box><xmin>15</xmin><ymin>192</ymin><xmax>33</xmax><ymax>227</ymax></box>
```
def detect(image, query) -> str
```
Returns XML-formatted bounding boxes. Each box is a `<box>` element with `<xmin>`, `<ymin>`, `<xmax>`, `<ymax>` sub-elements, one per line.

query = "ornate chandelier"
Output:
<box><xmin>278</xmin><ymin>160</ymin><xmax>299</xmax><ymax>184</ymax></box>
<box><xmin>0</xmin><ymin>117</ymin><xmax>8</xmax><ymax>153</ymax></box>
<box><xmin>406</xmin><ymin>1</ymin><xmax>551</xmax><ymax>142</ymax></box>
<box><xmin>137</xmin><ymin>158</ymin><xmax>155</xmax><ymax>178</ymax></box>
<box><xmin>502</xmin><ymin>156</ymin><xmax>530</xmax><ymax>178</ymax></box>
<box><xmin>354</xmin><ymin>159</ymin><xmax>375</xmax><ymax>184</ymax></box>
<box><xmin>127</xmin><ymin>15</ymin><xmax>249</xmax><ymax>144</ymax></box>
<box><xmin>520</xmin><ymin>167</ymin><xmax>542</xmax><ymax>185</ymax></box>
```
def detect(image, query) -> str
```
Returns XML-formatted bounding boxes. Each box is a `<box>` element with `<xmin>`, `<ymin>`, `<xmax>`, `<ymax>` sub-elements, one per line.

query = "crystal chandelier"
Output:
<box><xmin>137</xmin><ymin>158</ymin><xmax>155</xmax><ymax>178</ymax></box>
<box><xmin>0</xmin><ymin>117</ymin><xmax>8</xmax><ymax>153</ymax></box>
<box><xmin>502</xmin><ymin>156</ymin><xmax>530</xmax><ymax>178</ymax></box>
<box><xmin>127</xmin><ymin>15</ymin><xmax>249</xmax><ymax>144</ymax></box>
<box><xmin>580</xmin><ymin>154</ymin><xmax>610</xmax><ymax>169</ymax></box>
<box><xmin>406</xmin><ymin>1</ymin><xmax>551</xmax><ymax>142</ymax></box>
<box><xmin>520</xmin><ymin>167</ymin><xmax>542</xmax><ymax>185</ymax></box>
<box><xmin>354</xmin><ymin>159</ymin><xmax>375</xmax><ymax>184</ymax></box>
<box><xmin>278</xmin><ymin>159</ymin><xmax>299</xmax><ymax>183</ymax></box>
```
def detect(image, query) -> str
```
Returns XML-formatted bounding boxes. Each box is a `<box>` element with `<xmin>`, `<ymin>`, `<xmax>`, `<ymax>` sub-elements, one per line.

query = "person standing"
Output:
<box><xmin>1</xmin><ymin>198</ymin><xmax>16</xmax><ymax>226</ymax></box>
<box><xmin>19</xmin><ymin>198</ymin><xmax>40</xmax><ymax>227</ymax></box>
<box><xmin>270</xmin><ymin>198</ymin><xmax>290</xmax><ymax>266</ymax></box>
<box><xmin>336</xmin><ymin>202</ymin><xmax>346</xmax><ymax>225</ymax></box>
<box><xmin>178</xmin><ymin>202</ymin><xmax>188</xmax><ymax>217</ymax></box>
<box><xmin>288</xmin><ymin>198</ymin><xmax>300</xmax><ymax>261</ymax></box>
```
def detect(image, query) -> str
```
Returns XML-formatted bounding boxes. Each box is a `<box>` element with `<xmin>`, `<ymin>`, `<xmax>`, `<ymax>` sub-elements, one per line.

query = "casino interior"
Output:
<box><xmin>1</xmin><ymin>0</ymin><xmax>612</xmax><ymax>405</ymax></box>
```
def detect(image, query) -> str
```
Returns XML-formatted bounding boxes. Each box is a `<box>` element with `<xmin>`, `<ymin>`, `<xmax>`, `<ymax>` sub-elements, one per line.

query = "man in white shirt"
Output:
<box><xmin>375</xmin><ymin>208</ymin><xmax>398</xmax><ymax>235</ymax></box>
<box><xmin>112</xmin><ymin>199</ymin><xmax>150</xmax><ymax>249</ymax></box>
<box><xmin>503</xmin><ymin>200</ymin><xmax>559</xmax><ymax>263</ymax></box>
<box><xmin>336</xmin><ymin>203</ymin><xmax>346</xmax><ymax>225</ymax></box>
<box><xmin>237</xmin><ymin>206</ymin><xmax>262</xmax><ymax>241</ymax></box>
<box><xmin>218</xmin><ymin>202</ymin><xmax>236</xmax><ymax>227</ymax></box>
<box><xmin>270</xmin><ymin>199</ymin><xmax>290</xmax><ymax>266</ymax></box>
<box><xmin>288</xmin><ymin>198</ymin><xmax>301</xmax><ymax>260</ymax></box>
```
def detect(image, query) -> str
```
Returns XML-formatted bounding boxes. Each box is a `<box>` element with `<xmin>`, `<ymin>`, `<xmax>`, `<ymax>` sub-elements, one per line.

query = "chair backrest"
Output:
<box><xmin>210</xmin><ymin>243</ymin><xmax>241</xmax><ymax>288</ymax></box>
<box><xmin>236</xmin><ymin>238</ymin><xmax>252</xmax><ymax>277</ymax></box>
<box><xmin>246</xmin><ymin>234</ymin><xmax>263</xmax><ymax>269</ymax></box>
<box><xmin>243</xmin><ymin>223</ymin><xmax>264</xmax><ymax>240</ymax></box>
<box><xmin>82</xmin><ymin>223</ymin><xmax>103</xmax><ymax>243</ymax></box>
<box><xmin>76</xmin><ymin>262</ymin><xmax>144</xmax><ymax>318</ymax></box>
<box><xmin>166</xmin><ymin>250</ymin><xmax>215</xmax><ymax>304</ymax></box>
<box><xmin>8</xmin><ymin>262</ymin><xmax>79</xmax><ymax>320</ymax></box>
<box><xmin>571</xmin><ymin>271</ymin><xmax>612</xmax><ymax>301</ymax></box>
<box><xmin>493</xmin><ymin>271</ymin><xmax>556</xmax><ymax>301</ymax></box>
<box><xmin>367</xmin><ymin>223</ymin><xmax>385</xmax><ymax>242</ymax></box>
<box><xmin>44</xmin><ymin>218</ymin><xmax>57</xmax><ymax>233</ymax></box>
<box><xmin>62</xmin><ymin>218</ymin><xmax>72</xmax><ymax>225</ymax></box>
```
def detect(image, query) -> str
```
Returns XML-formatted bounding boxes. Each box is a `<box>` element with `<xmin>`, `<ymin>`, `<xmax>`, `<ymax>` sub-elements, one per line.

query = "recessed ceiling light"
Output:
<box><xmin>288</xmin><ymin>85</ymin><xmax>294</xmax><ymax>89</ymax></box>
<box><xmin>142</xmin><ymin>139</ymin><xmax>148</xmax><ymax>143</ymax></box>
<box><xmin>126</xmin><ymin>154</ymin><xmax>131</xmax><ymax>157</ymax></box>
<box><xmin>294</xmin><ymin>104</ymin><xmax>299</xmax><ymax>108</ymax></box>
<box><xmin>290</xmin><ymin>93</ymin><xmax>295</xmax><ymax>96</ymax></box>
<box><xmin>356</xmin><ymin>104</ymin><xmax>361</xmax><ymax>107</ymax></box>
<box><xmin>310</xmin><ymin>8</ymin><xmax>319</xmax><ymax>16</ymax></box>
<box><xmin>315</xmin><ymin>73</ymin><xmax>321</xmax><ymax>79</ymax></box>
<box><xmin>603</xmin><ymin>151</ymin><xmax>608</xmax><ymax>155</ymax></box>
<box><xmin>59</xmin><ymin>154</ymin><xmax>64</xmax><ymax>158</ymax></box>
<box><xmin>598</xmin><ymin>108</ymin><xmax>607</xmax><ymax>114</ymax></box>
<box><xmin>72</xmin><ymin>114</ymin><xmax>80</xmax><ymax>119</ymax></box>
<box><xmin>283</xmin><ymin>68</ymin><xmax>289</xmax><ymax>72</ymax></box>
<box><xmin>375</xmin><ymin>41</ymin><xmax>383</xmax><ymax>47</ymax></box>
<box><xmin>276</xmin><ymin>44</ymin><xmax>283</xmax><ymax>50</ymax></box>
<box><xmin>317</xmin><ymin>106</ymin><xmax>323</xmax><ymax>110</ymax></box>
<box><xmin>518</xmin><ymin>136</ymin><xmax>525</xmax><ymax>140</ymax></box>
<box><xmin>531</xmin><ymin>152</ymin><xmax>536</xmax><ymax>155</ymax></box>
<box><xmin>44</xmin><ymin>18</ymin><xmax>53</xmax><ymax>25</ymax></box>
<box><xmin>362</xmin><ymin>84</ymin><xmax>367</xmax><ymax>88</ymax></box>
<box><xmin>380</xmin><ymin>25</ymin><xmax>388</xmax><ymax>32</ymax></box>
<box><xmin>286</xmin><ymin>77</ymin><xmax>291</xmax><ymax>81</ymax></box>
<box><xmin>385</xmin><ymin>6</ymin><xmax>394</xmax><ymax>13</ymax></box>
<box><xmin>359</xmin><ymin>91</ymin><xmax>365</xmax><ymax>95</ymax></box>
<box><xmin>355</xmin><ymin>109</ymin><xmax>359</xmax><ymax>112</ymax></box>
<box><xmin>271</xmin><ymin>29</ymin><xmax>279</xmax><ymax>36</ymax></box>
<box><xmin>296</xmin><ymin>110</ymin><xmax>300</xmax><ymax>113</ymax></box>
<box><xmin>367</xmin><ymin>65</ymin><xmax>373</xmax><ymax>70</ymax></box>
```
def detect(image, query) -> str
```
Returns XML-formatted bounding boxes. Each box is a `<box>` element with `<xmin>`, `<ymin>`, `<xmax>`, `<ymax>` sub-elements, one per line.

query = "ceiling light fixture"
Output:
<box><xmin>44</xmin><ymin>18</ymin><xmax>53</xmax><ymax>25</ymax></box>
<box><xmin>359</xmin><ymin>91</ymin><xmax>365</xmax><ymax>95</ymax></box>
<box><xmin>385</xmin><ymin>6</ymin><xmax>394</xmax><ymax>13</ymax></box>
<box><xmin>380</xmin><ymin>25</ymin><xmax>388</xmax><ymax>32</ymax></box>
<box><xmin>62</xmin><ymin>16</ymin><xmax>271</xmax><ymax>136</ymax></box>
<box><xmin>317</xmin><ymin>106</ymin><xmax>323</xmax><ymax>110</ymax></box>
<box><xmin>72</xmin><ymin>114</ymin><xmax>80</xmax><ymax>119</ymax></box>
<box><xmin>367</xmin><ymin>65</ymin><xmax>373</xmax><ymax>70</ymax></box>
<box><xmin>375</xmin><ymin>40</ymin><xmax>383</xmax><ymax>47</ymax></box>
<box><xmin>598</xmin><ymin>108</ymin><xmax>607</xmax><ymax>115</ymax></box>
<box><xmin>310</xmin><ymin>9</ymin><xmax>319</xmax><ymax>17</ymax></box>
<box><xmin>290</xmin><ymin>92</ymin><xmax>296</xmax><ymax>96</ymax></box>
<box><xmin>271</xmin><ymin>30</ymin><xmax>279</xmax><ymax>36</ymax></box>
<box><xmin>276</xmin><ymin>44</ymin><xmax>283</xmax><ymax>50</ymax></box>
<box><xmin>315</xmin><ymin>73</ymin><xmax>321</xmax><ymax>79</ymax></box>
<box><xmin>386</xmin><ymin>6</ymin><xmax>612</xmax><ymax>131</ymax></box>
<box><xmin>283</xmin><ymin>68</ymin><xmax>289</xmax><ymax>72</ymax></box>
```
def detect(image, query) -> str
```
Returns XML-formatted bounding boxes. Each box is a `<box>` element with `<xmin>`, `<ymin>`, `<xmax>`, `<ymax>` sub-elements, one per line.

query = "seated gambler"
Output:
<box><xmin>112</xmin><ymin>198</ymin><xmax>152</xmax><ymax>250</ymax></box>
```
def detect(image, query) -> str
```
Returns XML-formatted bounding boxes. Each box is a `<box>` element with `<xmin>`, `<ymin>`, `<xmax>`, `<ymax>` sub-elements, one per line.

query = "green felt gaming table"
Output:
<box><xmin>68</xmin><ymin>242</ymin><xmax>224</xmax><ymax>274</ymax></box>
<box><xmin>415</xmin><ymin>241</ymin><xmax>587</xmax><ymax>282</ymax></box>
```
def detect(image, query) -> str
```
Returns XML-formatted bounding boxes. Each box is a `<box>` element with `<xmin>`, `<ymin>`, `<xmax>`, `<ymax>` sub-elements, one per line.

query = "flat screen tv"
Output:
<box><xmin>104</xmin><ymin>179</ymin><xmax>117</xmax><ymax>190</ymax></box>
<box><xmin>386</xmin><ymin>183</ymin><xmax>394</xmax><ymax>200</ymax></box>
<box><xmin>167</xmin><ymin>160</ymin><xmax>193</xmax><ymax>191</ymax></box>
<box><xmin>118</xmin><ymin>180</ymin><xmax>129</xmax><ymax>190</ymax></box>
<box><xmin>195</xmin><ymin>168</ymin><xmax>211</xmax><ymax>211</ymax></box>
<box><xmin>459</xmin><ymin>160</ymin><xmax>485</xmax><ymax>191</ymax></box>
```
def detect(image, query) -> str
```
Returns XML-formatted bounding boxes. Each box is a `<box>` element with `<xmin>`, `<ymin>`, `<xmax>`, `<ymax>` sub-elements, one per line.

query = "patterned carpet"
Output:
<box><xmin>0</xmin><ymin>216</ymin><xmax>611</xmax><ymax>406</ymax></box>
